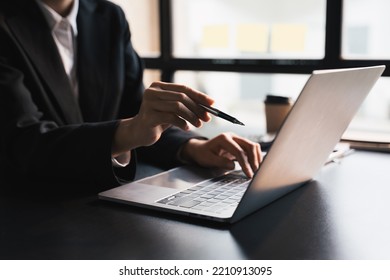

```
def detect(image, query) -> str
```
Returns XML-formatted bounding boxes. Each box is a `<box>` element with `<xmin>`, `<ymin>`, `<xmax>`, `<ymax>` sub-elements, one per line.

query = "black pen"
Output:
<box><xmin>198</xmin><ymin>104</ymin><xmax>245</xmax><ymax>126</ymax></box>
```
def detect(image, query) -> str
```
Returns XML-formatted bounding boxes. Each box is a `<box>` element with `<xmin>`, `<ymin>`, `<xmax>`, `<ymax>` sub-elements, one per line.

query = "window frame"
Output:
<box><xmin>142</xmin><ymin>0</ymin><xmax>389</xmax><ymax>82</ymax></box>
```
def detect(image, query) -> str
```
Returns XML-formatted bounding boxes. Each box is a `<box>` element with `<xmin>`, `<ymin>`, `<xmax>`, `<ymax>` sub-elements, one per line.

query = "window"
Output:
<box><xmin>343</xmin><ymin>0</ymin><xmax>390</xmax><ymax>59</ymax></box>
<box><xmin>108</xmin><ymin>0</ymin><xmax>160</xmax><ymax>57</ymax></box>
<box><xmin>143</xmin><ymin>70</ymin><xmax>161</xmax><ymax>88</ymax></box>
<box><xmin>172</xmin><ymin>0</ymin><xmax>326</xmax><ymax>59</ymax></box>
<box><xmin>174</xmin><ymin>71</ymin><xmax>308</xmax><ymax>136</ymax></box>
<box><xmin>347</xmin><ymin>77</ymin><xmax>390</xmax><ymax>133</ymax></box>
<box><xmin>342</xmin><ymin>0</ymin><xmax>390</xmax><ymax>134</ymax></box>
<box><xmin>114</xmin><ymin>0</ymin><xmax>390</xmax><ymax>139</ymax></box>
<box><xmin>108</xmin><ymin>0</ymin><xmax>160</xmax><ymax>87</ymax></box>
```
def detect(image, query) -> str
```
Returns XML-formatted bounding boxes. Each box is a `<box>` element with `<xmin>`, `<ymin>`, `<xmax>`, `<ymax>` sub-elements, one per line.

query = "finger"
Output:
<box><xmin>157</xmin><ymin>82</ymin><xmax>214</xmax><ymax>105</ymax></box>
<box><xmin>257</xmin><ymin>142</ymin><xmax>263</xmax><ymax>163</ymax></box>
<box><xmin>147</xmin><ymin>87</ymin><xmax>211</xmax><ymax>122</ymax></box>
<box><xmin>233</xmin><ymin>136</ymin><xmax>262</xmax><ymax>172</ymax></box>
<box><xmin>215</xmin><ymin>134</ymin><xmax>253</xmax><ymax>178</ymax></box>
<box><xmin>158</xmin><ymin>112</ymin><xmax>189</xmax><ymax>131</ymax></box>
<box><xmin>154</xmin><ymin>82</ymin><xmax>214</xmax><ymax>121</ymax></box>
<box><xmin>142</xmin><ymin>105</ymin><xmax>190</xmax><ymax>131</ymax></box>
<box><xmin>155</xmin><ymin>100</ymin><xmax>203</xmax><ymax>128</ymax></box>
<box><xmin>208</xmin><ymin>153</ymin><xmax>236</xmax><ymax>170</ymax></box>
<box><xmin>144</xmin><ymin>88</ymin><xmax>203</xmax><ymax>126</ymax></box>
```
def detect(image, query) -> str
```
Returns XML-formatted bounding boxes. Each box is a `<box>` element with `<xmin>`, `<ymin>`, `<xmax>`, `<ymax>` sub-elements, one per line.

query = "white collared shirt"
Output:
<box><xmin>37</xmin><ymin>0</ymin><xmax>130</xmax><ymax>168</ymax></box>
<box><xmin>37</xmin><ymin>0</ymin><xmax>79</xmax><ymax>99</ymax></box>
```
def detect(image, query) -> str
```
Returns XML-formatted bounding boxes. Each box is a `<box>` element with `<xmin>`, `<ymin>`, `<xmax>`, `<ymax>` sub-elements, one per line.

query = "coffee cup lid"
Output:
<box><xmin>265</xmin><ymin>94</ymin><xmax>292</xmax><ymax>104</ymax></box>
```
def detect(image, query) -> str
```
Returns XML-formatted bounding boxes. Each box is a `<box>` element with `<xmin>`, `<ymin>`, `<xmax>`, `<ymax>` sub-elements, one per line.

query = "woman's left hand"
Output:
<box><xmin>179</xmin><ymin>133</ymin><xmax>262</xmax><ymax>178</ymax></box>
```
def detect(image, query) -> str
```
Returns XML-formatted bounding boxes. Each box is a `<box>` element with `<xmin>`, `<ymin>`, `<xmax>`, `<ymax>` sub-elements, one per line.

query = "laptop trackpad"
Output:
<box><xmin>137</xmin><ymin>165</ymin><xmax>229</xmax><ymax>190</ymax></box>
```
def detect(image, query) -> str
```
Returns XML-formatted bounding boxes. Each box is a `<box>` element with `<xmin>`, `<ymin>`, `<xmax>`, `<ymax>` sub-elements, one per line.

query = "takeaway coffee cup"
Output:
<box><xmin>264</xmin><ymin>95</ymin><xmax>293</xmax><ymax>134</ymax></box>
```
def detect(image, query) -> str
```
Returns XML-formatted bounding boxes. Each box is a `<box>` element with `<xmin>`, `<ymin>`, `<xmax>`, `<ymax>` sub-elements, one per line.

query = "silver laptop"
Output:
<box><xmin>99</xmin><ymin>65</ymin><xmax>385</xmax><ymax>223</ymax></box>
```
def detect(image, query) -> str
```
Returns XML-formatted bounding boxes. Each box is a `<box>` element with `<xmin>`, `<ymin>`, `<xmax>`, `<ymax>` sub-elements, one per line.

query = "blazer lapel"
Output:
<box><xmin>77</xmin><ymin>0</ymin><xmax>110</xmax><ymax>121</ymax></box>
<box><xmin>6</xmin><ymin>2</ymin><xmax>83</xmax><ymax>124</ymax></box>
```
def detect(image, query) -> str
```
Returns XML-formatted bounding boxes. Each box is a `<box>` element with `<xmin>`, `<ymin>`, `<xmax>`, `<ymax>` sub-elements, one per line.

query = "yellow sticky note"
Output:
<box><xmin>236</xmin><ymin>24</ymin><xmax>268</xmax><ymax>52</ymax></box>
<box><xmin>201</xmin><ymin>25</ymin><xmax>229</xmax><ymax>48</ymax></box>
<box><xmin>271</xmin><ymin>24</ymin><xmax>307</xmax><ymax>52</ymax></box>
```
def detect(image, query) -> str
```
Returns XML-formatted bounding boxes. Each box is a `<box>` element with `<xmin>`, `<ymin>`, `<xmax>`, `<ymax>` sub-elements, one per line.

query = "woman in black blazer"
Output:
<box><xmin>0</xmin><ymin>0</ymin><xmax>261</xmax><ymax>190</ymax></box>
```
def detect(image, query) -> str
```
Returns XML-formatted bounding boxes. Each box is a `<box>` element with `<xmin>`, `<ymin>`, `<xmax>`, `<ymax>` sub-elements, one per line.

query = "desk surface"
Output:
<box><xmin>1</xmin><ymin>151</ymin><xmax>390</xmax><ymax>260</ymax></box>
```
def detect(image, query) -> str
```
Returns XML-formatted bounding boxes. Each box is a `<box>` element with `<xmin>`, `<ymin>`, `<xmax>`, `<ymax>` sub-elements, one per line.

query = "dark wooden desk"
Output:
<box><xmin>1</xmin><ymin>151</ymin><xmax>390</xmax><ymax>260</ymax></box>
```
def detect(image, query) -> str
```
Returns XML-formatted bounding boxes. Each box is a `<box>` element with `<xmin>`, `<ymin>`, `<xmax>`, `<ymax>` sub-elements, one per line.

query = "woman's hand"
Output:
<box><xmin>112</xmin><ymin>82</ymin><xmax>214</xmax><ymax>157</ymax></box>
<box><xmin>179</xmin><ymin>133</ymin><xmax>262</xmax><ymax>178</ymax></box>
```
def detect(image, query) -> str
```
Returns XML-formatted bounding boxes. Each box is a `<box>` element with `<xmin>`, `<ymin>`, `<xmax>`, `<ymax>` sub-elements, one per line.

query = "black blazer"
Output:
<box><xmin>0</xmin><ymin>0</ymin><xmax>197</xmax><ymax>189</ymax></box>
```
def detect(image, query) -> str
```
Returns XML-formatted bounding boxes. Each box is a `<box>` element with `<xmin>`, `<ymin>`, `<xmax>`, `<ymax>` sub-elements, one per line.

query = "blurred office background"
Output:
<box><xmin>109</xmin><ymin>0</ymin><xmax>390</xmax><ymax>139</ymax></box>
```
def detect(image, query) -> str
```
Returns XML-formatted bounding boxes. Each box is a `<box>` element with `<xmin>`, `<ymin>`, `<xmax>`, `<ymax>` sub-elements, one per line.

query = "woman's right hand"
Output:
<box><xmin>112</xmin><ymin>81</ymin><xmax>214</xmax><ymax>156</ymax></box>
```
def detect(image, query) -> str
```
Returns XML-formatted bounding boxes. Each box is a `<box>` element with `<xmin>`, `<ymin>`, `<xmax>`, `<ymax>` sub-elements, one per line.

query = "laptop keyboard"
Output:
<box><xmin>156</xmin><ymin>171</ymin><xmax>250</xmax><ymax>213</ymax></box>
